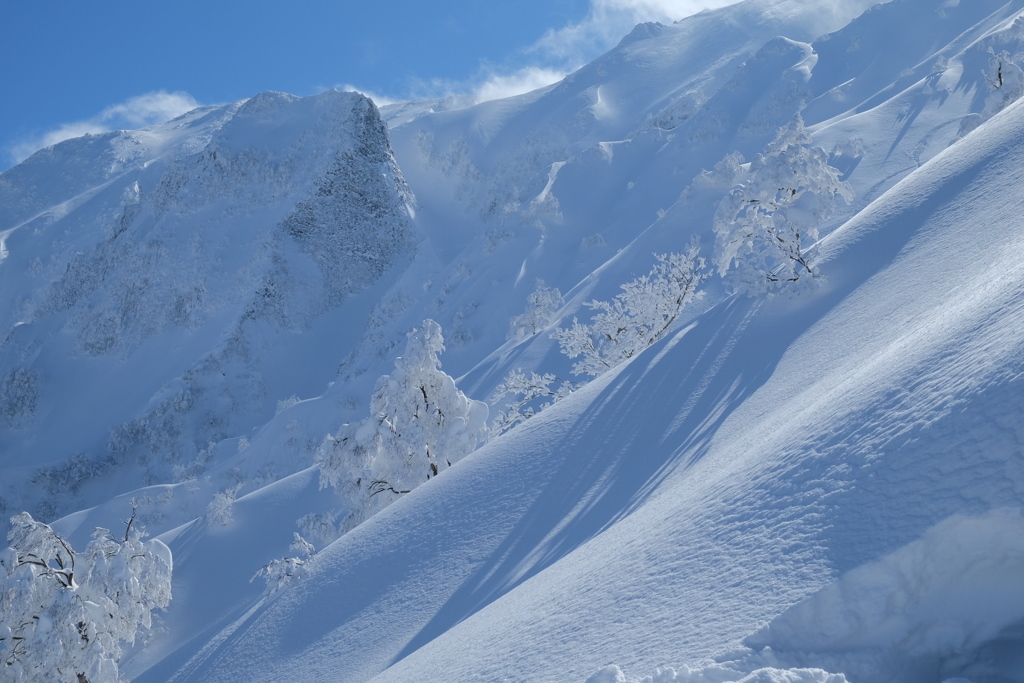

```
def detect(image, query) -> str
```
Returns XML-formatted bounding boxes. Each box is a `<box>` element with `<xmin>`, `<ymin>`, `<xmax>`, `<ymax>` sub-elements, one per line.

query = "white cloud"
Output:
<box><xmin>96</xmin><ymin>91</ymin><xmax>200</xmax><ymax>128</ymax></box>
<box><xmin>8</xmin><ymin>90</ymin><xmax>200</xmax><ymax>166</ymax></box>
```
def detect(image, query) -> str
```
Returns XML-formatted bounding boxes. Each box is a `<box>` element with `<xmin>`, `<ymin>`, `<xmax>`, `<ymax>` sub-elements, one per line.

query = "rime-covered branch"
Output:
<box><xmin>553</xmin><ymin>239</ymin><xmax>708</xmax><ymax>377</ymax></box>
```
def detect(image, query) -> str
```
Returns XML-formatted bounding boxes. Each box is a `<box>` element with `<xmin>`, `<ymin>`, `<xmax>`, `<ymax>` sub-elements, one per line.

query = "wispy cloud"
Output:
<box><xmin>397</xmin><ymin>0</ymin><xmax>740</xmax><ymax>107</ymax></box>
<box><xmin>388</xmin><ymin>0</ymin><xmax>878</xmax><ymax>108</ymax></box>
<box><xmin>8</xmin><ymin>90</ymin><xmax>200</xmax><ymax>167</ymax></box>
<box><xmin>334</xmin><ymin>85</ymin><xmax>400</xmax><ymax>108</ymax></box>
<box><xmin>471</xmin><ymin>66</ymin><xmax>570</xmax><ymax>103</ymax></box>
<box><xmin>531</xmin><ymin>0</ymin><xmax>736</xmax><ymax>65</ymax></box>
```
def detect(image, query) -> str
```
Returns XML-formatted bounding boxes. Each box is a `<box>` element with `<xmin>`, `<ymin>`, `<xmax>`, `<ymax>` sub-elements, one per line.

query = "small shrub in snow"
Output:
<box><xmin>553</xmin><ymin>240</ymin><xmax>707</xmax><ymax>377</ymax></box>
<box><xmin>172</xmin><ymin>455</ymin><xmax>207</xmax><ymax>485</ymax></box>
<box><xmin>275</xmin><ymin>395</ymin><xmax>301</xmax><ymax>415</ymax></box>
<box><xmin>508</xmin><ymin>280</ymin><xmax>563</xmax><ymax>341</ymax></box>
<box><xmin>0</xmin><ymin>508</ymin><xmax>172</xmax><ymax>683</ymax></box>
<box><xmin>296</xmin><ymin>510</ymin><xmax>342</xmax><ymax>548</ymax></box>
<box><xmin>251</xmin><ymin>534</ymin><xmax>316</xmax><ymax>596</ymax></box>
<box><xmin>206</xmin><ymin>486</ymin><xmax>239</xmax><ymax>526</ymax></box>
<box><xmin>489</xmin><ymin>370</ymin><xmax>575</xmax><ymax>437</ymax></box>
<box><xmin>289</xmin><ymin>533</ymin><xmax>315</xmax><ymax>559</ymax></box>
<box><xmin>316</xmin><ymin>320</ymin><xmax>489</xmax><ymax>531</ymax></box>
<box><xmin>449</xmin><ymin>303</ymin><xmax>477</xmax><ymax>347</ymax></box>
<box><xmin>251</xmin><ymin>557</ymin><xmax>308</xmax><ymax>595</ymax></box>
<box><xmin>984</xmin><ymin>49</ymin><xmax>1024</xmax><ymax>117</ymax></box>
<box><xmin>713</xmin><ymin>117</ymin><xmax>852</xmax><ymax>295</ymax></box>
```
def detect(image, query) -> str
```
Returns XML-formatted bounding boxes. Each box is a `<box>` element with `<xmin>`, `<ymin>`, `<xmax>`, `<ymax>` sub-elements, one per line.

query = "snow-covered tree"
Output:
<box><xmin>0</xmin><ymin>509</ymin><xmax>172</xmax><ymax>683</ymax></box>
<box><xmin>317</xmin><ymin>320</ymin><xmax>489</xmax><ymax>531</ymax></box>
<box><xmin>296</xmin><ymin>510</ymin><xmax>342</xmax><ymax>548</ymax></box>
<box><xmin>713</xmin><ymin>117</ymin><xmax>852</xmax><ymax>295</ymax></box>
<box><xmin>553</xmin><ymin>240</ymin><xmax>708</xmax><ymax>377</ymax></box>
<box><xmin>489</xmin><ymin>370</ymin><xmax>575</xmax><ymax>437</ymax></box>
<box><xmin>205</xmin><ymin>485</ymin><xmax>239</xmax><ymax>527</ymax></box>
<box><xmin>251</xmin><ymin>533</ymin><xmax>316</xmax><ymax>596</ymax></box>
<box><xmin>507</xmin><ymin>281</ymin><xmax>564</xmax><ymax>341</ymax></box>
<box><xmin>959</xmin><ymin>48</ymin><xmax>1024</xmax><ymax>137</ymax></box>
<box><xmin>984</xmin><ymin>49</ymin><xmax>1024</xmax><ymax>116</ymax></box>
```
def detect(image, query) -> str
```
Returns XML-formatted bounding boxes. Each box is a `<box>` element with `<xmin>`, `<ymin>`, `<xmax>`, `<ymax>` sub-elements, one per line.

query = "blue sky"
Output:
<box><xmin>1</xmin><ymin>0</ymin><xmax>733</xmax><ymax>169</ymax></box>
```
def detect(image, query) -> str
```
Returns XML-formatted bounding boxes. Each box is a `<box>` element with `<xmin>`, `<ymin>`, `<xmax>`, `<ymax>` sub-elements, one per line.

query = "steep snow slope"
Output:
<box><xmin>135</xmin><ymin>78</ymin><xmax>1024</xmax><ymax>683</ymax></box>
<box><xmin>376</xmin><ymin>0</ymin><xmax>1024</xmax><ymax>402</ymax></box>
<box><xmin>0</xmin><ymin>91</ymin><xmax>416</xmax><ymax>525</ymax></box>
<box><xmin>380</xmin><ymin>0</ymin><xmax>881</xmax><ymax>357</ymax></box>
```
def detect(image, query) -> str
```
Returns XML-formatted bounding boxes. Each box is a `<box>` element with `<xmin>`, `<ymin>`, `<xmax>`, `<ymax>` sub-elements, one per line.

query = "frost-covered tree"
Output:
<box><xmin>0</xmin><ymin>510</ymin><xmax>172</xmax><ymax>683</ymax></box>
<box><xmin>713</xmin><ymin>117</ymin><xmax>852</xmax><ymax>295</ymax></box>
<box><xmin>553</xmin><ymin>240</ymin><xmax>707</xmax><ymax>377</ymax></box>
<box><xmin>296</xmin><ymin>510</ymin><xmax>342</xmax><ymax>548</ymax></box>
<box><xmin>206</xmin><ymin>486</ymin><xmax>239</xmax><ymax>527</ymax></box>
<box><xmin>489</xmin><ymin>370</ymin><xmax>575</xmax><ymax>436</ymax></box>
<box><xmin>507</xmin><ymin>281</ymin><xmax>564</xmax><ymax>341</ymax></box>
<box><xmin>959</xmin><ymin>48</ymin><xmax>1024</xmax><ymax>137</ymax></box>
<box><xmin>251</xmin><ymin>533</ymin><xmax>316</xmax><ymax>596</ymax></box>
<box><xmin>984</xmin><ymin>49</ymin><xmax>1024</xmax><ymax>116</ymax></box>
<box><xmin>317</xmin><ymin>320</ymin><xmax>489</xmax><ymax>530</ymax></box>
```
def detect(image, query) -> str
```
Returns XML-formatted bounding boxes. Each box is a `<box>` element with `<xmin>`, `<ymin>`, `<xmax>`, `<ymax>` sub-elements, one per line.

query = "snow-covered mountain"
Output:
<box><xmin>0</xmin><ymin>90</ymin><xmax>416</xmax><ymax>523</ymax></box>
<box><xmin>4</xmin><ymin>0</ymin><xmax>1024</xmax><ymax>681</ymax></box>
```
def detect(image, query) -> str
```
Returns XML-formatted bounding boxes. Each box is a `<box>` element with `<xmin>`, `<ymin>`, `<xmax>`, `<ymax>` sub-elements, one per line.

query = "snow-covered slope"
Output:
<box><xmin>376</xmin><ymin>0</ymin><xmax>1024</xmax><ymax>400</ymax></box>
<box><xmin>5</xmin><ymin>0</ymin><xmax>1024</xmax><ymax>681</ymax></box>
<box><xmin>132</xmin><ymin>83</ymin><xmax>1024</xmax><ymax>682</ymax></box>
